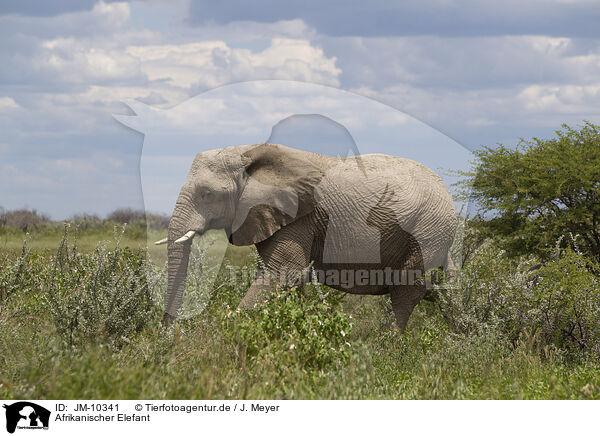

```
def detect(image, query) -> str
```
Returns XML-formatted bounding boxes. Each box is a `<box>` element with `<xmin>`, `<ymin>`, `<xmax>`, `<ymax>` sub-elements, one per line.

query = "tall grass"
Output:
<box><xmin>1</xmin><ymin>227</ymin><xmax>600</xmax><ymax>399</ymax></box>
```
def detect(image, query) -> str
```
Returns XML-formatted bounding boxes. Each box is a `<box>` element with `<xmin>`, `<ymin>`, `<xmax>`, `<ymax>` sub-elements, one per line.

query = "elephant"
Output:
<box><xmin>157</xmin><ymin>142</ymin><xmax>458</xmax><ymax>330</ymax></box>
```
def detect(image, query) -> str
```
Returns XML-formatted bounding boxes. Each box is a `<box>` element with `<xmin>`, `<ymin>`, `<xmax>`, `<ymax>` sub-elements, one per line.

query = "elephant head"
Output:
<box><xmin>159</xmin><ymin>143</ymin><xmax>324</xmax><ymax>324</ymax></box>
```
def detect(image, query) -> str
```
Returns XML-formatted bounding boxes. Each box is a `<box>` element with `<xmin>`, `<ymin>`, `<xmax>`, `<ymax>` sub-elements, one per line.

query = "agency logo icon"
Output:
<box><xmin>3</xmin><ymin>402</ymin><xmax>50</xmax><ymax>434</ymax></box>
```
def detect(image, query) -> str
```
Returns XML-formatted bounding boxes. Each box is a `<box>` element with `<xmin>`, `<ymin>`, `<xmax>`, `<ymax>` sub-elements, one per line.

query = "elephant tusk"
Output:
<box><xmin>154</xmin><ymin>237</ymin><xmax>168</xmax><ymax>245</ymax></box>
<box><xmin>174</xmin><ymin>230</ymin><xmax>196</xmax><ymax>244</ymax></box>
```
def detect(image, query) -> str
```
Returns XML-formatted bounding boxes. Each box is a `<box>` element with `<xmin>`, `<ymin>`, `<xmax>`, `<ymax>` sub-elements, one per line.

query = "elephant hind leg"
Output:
<box><xmin>389</xmin><ymin>285</ymin><xmax>426</xmax><ymax>331</ymax></box>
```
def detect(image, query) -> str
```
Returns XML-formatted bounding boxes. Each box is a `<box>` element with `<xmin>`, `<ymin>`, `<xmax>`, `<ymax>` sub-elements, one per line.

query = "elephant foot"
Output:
<box><xmin>390</xmin><ymin>285</ymin><xmax>426</xmax><ymax>331</ymax></box>
<box><xmin>162</xmin><ymin>311</ymin><xmax>176</xmax><ymax>327</ymax></box>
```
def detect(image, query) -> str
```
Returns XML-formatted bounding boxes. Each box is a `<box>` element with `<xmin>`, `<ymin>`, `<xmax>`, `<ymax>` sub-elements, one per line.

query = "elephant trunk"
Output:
<box><xmin>163</xmin><ymin>196</ymin><xmax>205</xmax><ymax>325</ymax></box>
<box><xmin>164</xmin><ymin>224</ymin><xmax>192</xmax><ymax>325</ymax></box>
<box><xmin>164</xmin><ymin>247</ymin><xmax>191</xmax><ymax>325</ymax></box>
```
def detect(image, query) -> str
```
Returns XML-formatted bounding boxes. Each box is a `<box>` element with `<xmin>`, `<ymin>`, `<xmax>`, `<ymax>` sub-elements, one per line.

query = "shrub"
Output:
<box><xmin>68</xmin><ymin>213</ymin><xmax>103</xmax><ymax>230</ymax></box>
<box><xmin>106</xmin><ymin>208</ymin><xmax>146</xmax><ymax>224</ymax></box>
<box><xmin>146</xmin><ymin>213</ymin><xmax>170</xmax><ymax>230</ymax></box>
<box><xmin>437</xmin><ymin>240</ymin><xmax>600</xmax><ymax>358</ymax></box>
<box><xmin>531</xmin><ymin>250</ymin><xmax>600</xmax><ymax>354</ymax></box>
<box><xmin>220</xmin><ymin>284</ymin><xmax>353</xmax><ymax>372</ymax></box>
<box><xmin>44</xmin><ymin>227</ymin><xmax>156</xmax><ymax>349</ymax></box>
<box><xmin>105</xmin><ymin>208</ymin><xmax>170</xmax><ymax>232</ymax></box>
<box><xmin>0</xmin><ymin>208</ymin><xmax>50</xmax><ymax>231</ymax></box>
<box><xmin>0</xmin><ymin>238</ymin><xmax>48</xmax><ymax>303</ymax></box>
<box><xmin>436</xmin><ymin>241</ymin><xmax>531</xmax><ymax>339</ymax></box>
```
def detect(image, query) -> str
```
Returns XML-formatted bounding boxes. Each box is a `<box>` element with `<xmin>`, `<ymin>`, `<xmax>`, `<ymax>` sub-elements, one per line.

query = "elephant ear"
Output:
<box><xmin>230</xmin><ymin>143</ymin><xmax>324</xmax><ymax>246</ymax></box>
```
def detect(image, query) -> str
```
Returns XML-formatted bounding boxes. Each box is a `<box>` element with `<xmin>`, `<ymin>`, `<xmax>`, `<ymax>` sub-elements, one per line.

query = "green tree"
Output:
<box><xmin>462</xmin><ymin>122</ymin><xmax>600</xmax><ymax>262</ymax></box>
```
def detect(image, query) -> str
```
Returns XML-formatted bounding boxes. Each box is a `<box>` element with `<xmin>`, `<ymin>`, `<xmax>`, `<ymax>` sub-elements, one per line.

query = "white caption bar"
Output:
<box><xmin>1</xmin><ymin>400</ymin><xmax>595</xmax><ymax>436</ymax></box>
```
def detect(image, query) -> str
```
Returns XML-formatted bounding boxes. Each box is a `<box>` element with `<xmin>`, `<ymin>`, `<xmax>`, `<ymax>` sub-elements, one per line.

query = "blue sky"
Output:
<box><xmin>1</xmin><ymin>0</ymin><xmax>599</xmax><ymax>219</ymax></box>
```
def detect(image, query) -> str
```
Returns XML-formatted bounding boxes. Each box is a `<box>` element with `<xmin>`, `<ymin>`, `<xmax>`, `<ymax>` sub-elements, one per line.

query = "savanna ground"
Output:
<box><xmin>2</xmin><ymin>219</ymin><xmax>600</xmax><ymax>400</ymax></box>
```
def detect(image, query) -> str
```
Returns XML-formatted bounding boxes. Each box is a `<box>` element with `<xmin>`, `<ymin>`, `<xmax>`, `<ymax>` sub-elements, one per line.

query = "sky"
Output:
<box><xmin>1</xmin><ymin>0</ymin><xmax>599</xmax><ymax>219</ymax></box>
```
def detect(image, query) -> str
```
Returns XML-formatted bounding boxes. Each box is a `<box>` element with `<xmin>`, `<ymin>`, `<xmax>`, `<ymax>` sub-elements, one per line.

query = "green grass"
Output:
<box><xmin>1</xmin><ymin>226</ymin><xmax>600</xmax><ymax>399</ymax></box>
<box><xmin>1</xmin><ymin>225</ymin><xmax>149</xmax><ymax>256</ymax></box>
<box><xmin>0</xmin><ymin>225</ymin><xmax>253</xmax><ymax>266</ymax></box>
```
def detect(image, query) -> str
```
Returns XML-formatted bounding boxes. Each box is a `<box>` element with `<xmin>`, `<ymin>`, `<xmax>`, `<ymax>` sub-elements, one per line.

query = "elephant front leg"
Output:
<box><xmin>237</xmin><ymin>268</ymin><xmax>306</xmax><ymax>309</ymax></box>
<box><xmin>238</xmin><ymin>224</ymin><xmax>313</xmax><ymax>310</ymax></box>
<box><xmin>237</xmin><ymin>271</ymin><xmax>280</xmax><ymax>309</ymax></box>
<box><xmin>389</xmin><ymin>285</ymin><xmax>427</xmax><ymax>331</ymax></box>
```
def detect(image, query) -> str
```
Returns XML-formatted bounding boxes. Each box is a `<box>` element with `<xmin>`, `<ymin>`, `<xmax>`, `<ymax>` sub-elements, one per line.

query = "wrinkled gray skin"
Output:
<box><xmin>164</xmin><ymin>143</ymin><xmax>457</xmax><ymax>330</ymax></box>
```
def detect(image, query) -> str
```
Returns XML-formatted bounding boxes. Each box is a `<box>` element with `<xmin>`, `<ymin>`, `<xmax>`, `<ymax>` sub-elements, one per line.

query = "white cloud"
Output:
<box><xmin>324</xmin><ymin>35</ymin><xmax>600</xmax><ymax>90</ymax></box>
<box><xmin>0</xmin><ymin>6</ymin><xmax>341</xmax><ymax>134</ymax></box>
<box><xmin>0</xmin><ymin>96</ymin><xmax>21</xmax><ymax>111</ymax></box>
<box><xmin>317</xmin><ymin>33</ymin><xmax>600</xmax><ymax>148</ymax></box>
<box><xmin>125</xmin><ymin>38</ymin><xmax>340</xmax><ymax>90</ymax></box>
<box><xmin>518</xmin><ymin>84</ymin><xmax>600</xmax><ymax>113</ymax></box>
<box><xmin>2</xmin><ymin>0</ymin><xmax>600</xmax><ymax>217</ymax></box>
<box><xmin>3</xmin><ymin>35</ymin><xmax>341</xmax><ymax>137</ymax></box>
<box><xmin>37</xmin><ymin>37</ymin><xmax>144</xmax><ymax>84</ymax></box>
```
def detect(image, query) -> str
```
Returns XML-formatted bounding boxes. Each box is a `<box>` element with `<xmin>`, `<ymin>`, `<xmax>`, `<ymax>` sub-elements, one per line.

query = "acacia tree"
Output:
<box><xmin>462</xmin><ymin>121</ymin><xmax>600</xmax><ymax>262</ymax></box>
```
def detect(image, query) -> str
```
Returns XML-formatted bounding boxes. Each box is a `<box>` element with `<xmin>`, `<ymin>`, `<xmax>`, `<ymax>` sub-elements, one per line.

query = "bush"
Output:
<box><xmin>105</xmin><ymin>208</ymin><xmax>170</xmax><ymax>230</ymax></box>
<box><xmin>146</xmin><ymin>213</ymin><xmax>170</xmax><ymax>230</ymax></box>
<box><xmin>220</xmin><ymin>284</ymin><xmax>353</xmax><ymax>372</ymax></box>
<box><xmin>106</xmin><ymin>208</ymin><xmax>146</xmax><ymax>225</ymax></box>
<box><xmin>437</xmin><ymin>240</ymin><xmax>600</xmax><ymax>358</ymax></box>
<box><xmin>531</xmin><ymin>250</ymin><xmax>600</xmax><ymax>354</ymax></box>
<box><xmin>68</xmin><ymin>213</ymin><xmax>103</xmax><ymax>230</ymax></box>
<box><xmin>0</xmin><ymin>238</ymin><xmax>48</xmax><ymax>303</ymax></box>
<box><xmin>44</xmin><ymin>227</ymin><xmax>156</xmax><ymax>349</ymax></box>
<box><xmin>0</xmin><ymin>208</ymin><xmax>50</xmax><ymax>231</ymax></box>
<box><xmin>436</xmin><ymin>241</ymin><xmax>531</xmax><ymax>339</ymax></box>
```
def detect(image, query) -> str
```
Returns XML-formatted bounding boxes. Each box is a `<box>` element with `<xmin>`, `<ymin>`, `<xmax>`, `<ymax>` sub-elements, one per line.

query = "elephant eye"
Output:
<box><xmin>196</xmin><ymin>187</ymin><xmax>213</xmax><ymax>201</ymax></box>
